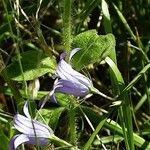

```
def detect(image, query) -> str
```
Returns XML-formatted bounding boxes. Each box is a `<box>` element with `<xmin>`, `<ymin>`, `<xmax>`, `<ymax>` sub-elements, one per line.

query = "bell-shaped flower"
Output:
<box><xmin>51</xmin><ymin>48</ymin><xmax>93</xmax><ymax>102</ymax></box>
<box><xmin>9</xmin><ymin>102</ymin><xmax>54</xmax><ymax>150</ymax></box>
<box><xmin>39</xmin><ymin>48</ymin><xmax>114</xmax><ymax>107</ymax></box>
<box><xmin>52</xmin><ymin>48</ymin><xmax>114</xmax><ymax>101</ymax></box>
<box><xmin>39</xmin><ymin>48</ymin><xmax>93</xmax><ymax>107</ymax></box>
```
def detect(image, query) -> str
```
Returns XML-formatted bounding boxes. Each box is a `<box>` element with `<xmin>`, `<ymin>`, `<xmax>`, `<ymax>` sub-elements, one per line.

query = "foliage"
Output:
<box><xmin>0</xmin><ymin>0</ymin><xmax>150</xmax><ymax>150</ymax></box>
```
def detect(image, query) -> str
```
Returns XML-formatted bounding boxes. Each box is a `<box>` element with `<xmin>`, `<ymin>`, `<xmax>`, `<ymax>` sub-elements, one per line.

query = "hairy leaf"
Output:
<box><xmin>4</xmin><ymin>50</ymin><xmax>56</xmax><ymax>81</ymax></box>
<box><xmin>72</xmin><ymin>30</ymin><xmax>115</xmax><ymax>70</ymax></box>
<box><xmin>38</xmin><ymin>107</ymin><xmax>65</xmax><ymax>130</ymax></box>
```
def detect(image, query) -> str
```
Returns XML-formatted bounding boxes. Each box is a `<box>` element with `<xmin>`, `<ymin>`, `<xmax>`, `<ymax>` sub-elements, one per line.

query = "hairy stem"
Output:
<box><xmin>63</xmin><ymin>0</ymin><xmax>72</xmax><ymax>61</ymax></box>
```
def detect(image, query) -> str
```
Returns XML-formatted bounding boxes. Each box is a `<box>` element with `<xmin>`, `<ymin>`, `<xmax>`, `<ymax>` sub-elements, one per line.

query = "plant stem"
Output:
<box><xmin>63</xmin><ymin>0</ymin><xmax>72</xmax><ymax>61</ymax></box>
<box><xmin>63</xmin><ymin>1</ymin><xmax>77</xmax><ymax>145</ymax></box>
<box><xmin>2</xmin><ymin>0</ymin><xmax>27</xmax><ymax>104</ymax></box>
<box><xmin>105</xmin><ymin>57</ymin><xmax>135</xmax><ymax>150</ymax></box>
<box><xmin>90</xmin><ymin>86</ymin><xmax>115</xmax><ymax>101</ymax></box>
<box><xmin>69</xmin><ymin>107</ymin><xmax>77</xmax><ymax>145</ymax></box>
<box><xmin>51</xmin><ymin>135</ymin><xmax>78</xmax><ymax>149</ymax></box>
<box><xmin>102</xmin><ymin>2</ymin><xmax>135</xmax><ymax>149</ymax></box>
<box><xmin>101</xmin><ymin>0</ymin><xmax>116</xmax><ymax>63</ymax></box>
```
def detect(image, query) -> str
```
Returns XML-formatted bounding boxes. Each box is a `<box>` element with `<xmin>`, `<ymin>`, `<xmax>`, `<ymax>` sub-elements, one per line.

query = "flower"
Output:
<box><xmin>9</xmin><ymin>102</ymin><xmax>54</xmax><ymax>150</ymax></box>
<box><xmin>39</xmin><ymin>48</ymin><xmax>114</xmax><ymax>107</ymax></box>
<box><xmin>51</xmin><ymin>48</ymin><xmax>93</xmax><ymax>102</ymax></box>
<box><xmin>39</xmin><ymin>48</ymin><xmax>92</xmax><ymax>107</ymax></box>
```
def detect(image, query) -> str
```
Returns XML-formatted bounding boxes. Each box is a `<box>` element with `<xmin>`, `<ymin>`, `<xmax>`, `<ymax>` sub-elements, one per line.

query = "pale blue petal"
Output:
<box><xmin>23</xmin><ymin>101</ymin><xmax>31</xmax><ymax>119</ymax></box>
<box><xmin>27</xmin><ymin>136</ymin><xmax>50</xmax><ymax>145</ymax></box>
<box><xmin>57</xmin><ymin>59</ymin><xmax>78</xmax><ymax>81</ymax></box>
<box><xmin>9</xmin><ymin>134</ymin><xmax>50</xmax><ymax>150</ymax></box>
<box><xmin>9</xmin><ymin>134</ymin><xmax>29</xmax><ymax>150</ymax></box>
<box><xmin>50</xmin><ymin>94</ymin><xmax>58</xmax><ymax>103</ymax></box>
<box><xmin>14</xmin><ymin>114</ymin><xmax>53</xmax><ymax>137</ymax></box>
<box><xmin>9</xmin><ymin>135</ymin><xmax>19</xmax><ymax>150</ymax></box>
<box><xmin>55</xmin><ymin>79</ymin><xmax>89</xmax><ymax>97</ymax></box>
<box><xmin>69</xmin><ymin>48</ymin><xmax>80</xmax><ymax>63</ymax></box>
<box><xmin>60</xmin><ymin>52</ymin><xmax>66</xmax><ymax>60</ymax></box>
<box><xmin>57</xmin><ymin>59</ymin><xmax>92</xmax><ymax>87</ymax></box>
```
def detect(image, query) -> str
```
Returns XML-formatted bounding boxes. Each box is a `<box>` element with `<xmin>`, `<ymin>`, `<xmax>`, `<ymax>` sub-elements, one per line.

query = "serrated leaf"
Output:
<box><xmin>4</xmin><ymin>50</ymin><xmax>56</xmax><ymax>81</ymax></box>
<box><xmin>72</xmin><ymin>30</ymin><xmax>116</xmax><ymax>70</ymax></box>
<box><xmin>38</xmin><ymin>107</ymin><xmax>65</xmax><ymax>130</ymax></box>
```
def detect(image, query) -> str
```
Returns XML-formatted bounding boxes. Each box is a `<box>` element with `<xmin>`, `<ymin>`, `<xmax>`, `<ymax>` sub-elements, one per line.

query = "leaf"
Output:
<box><xmin>38</xmin><ymin>107</ymin><xmax>65</xmax><ymax>130</ymax></box>
<box><xmin>71</xmin><ymin>30</ymin><xmax>116</xmax><ymax>70</ymax></box>
<box><xmin>80</xmin><ymin>106</ymin><xmax>150</xmax><ymax>149</ymax></box>
<box><xmin>0</xmin><ymin>131</ymin><xmax>9</xmax><ymax>150</ymax></box>
<box><xmin>4</xmin><ymin>50</ymin><xmax>56</xmax><ymax>81</ymax></box>
<box><xmin>101</xmin><ymin>0</ymin><xmax>112</xmax><ymax>33</ymax></box>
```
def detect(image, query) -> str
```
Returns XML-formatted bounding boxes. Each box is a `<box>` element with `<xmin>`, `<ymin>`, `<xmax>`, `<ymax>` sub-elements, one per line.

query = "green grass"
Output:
<box><xmin>0</xmin><ymin>0</ymin><xmax>150</xmax><ymax>150</ymax></box>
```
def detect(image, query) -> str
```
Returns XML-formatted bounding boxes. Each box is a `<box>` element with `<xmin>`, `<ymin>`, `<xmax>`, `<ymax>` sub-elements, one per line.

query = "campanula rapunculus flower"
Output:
<box><xmin>51</xmin><ymin>48</ymin><xmax>93</xmax><ymax>102</ymax></box>
<box><xmin>39</xmin><ymin>48</ymin><xmax>114</xmax><ymax>107</ymax></box>
<box><xmin>51</xmin><ymin>48</ymin><xmax>114</xmax><ymax>101</ymax></box>
<box><xmin>9</xmin><ymin>102</ymin><xmax>54</xmax><ymax>150</ymax></box>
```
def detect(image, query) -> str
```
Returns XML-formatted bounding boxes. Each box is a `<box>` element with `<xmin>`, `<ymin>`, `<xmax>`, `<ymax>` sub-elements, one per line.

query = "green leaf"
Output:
<box><xmin>80</xmin><ymin>106</ymin><xmax>150</xmax><ymax>149</ymax></box>
<box><xmin>38</xmin><ymin>107</ymin><xmax>65</xmax><ymax>130</ymax></box>
<box><xmin>4</xmin><ymin>50</ymin><xmax>56</xmax><ymax>81</ymax></box>
<box><xmin>102</xmin><ymin>0</ymin><xmax>112</xmax><ymax>33</ymax></box>
<box><xmin>83</xmin><ymin>117</ymin><xmax>107</xmax><ymax>150</ymax></box>
<box><xmin>72</xmin><ymin>30</ymin><xmax>116</xmax><ymax>70</ymax></box>
<box><xmin>0</xmin><ymin>131</ymin><xmax>9</xmax><ymax>150</ymax></box>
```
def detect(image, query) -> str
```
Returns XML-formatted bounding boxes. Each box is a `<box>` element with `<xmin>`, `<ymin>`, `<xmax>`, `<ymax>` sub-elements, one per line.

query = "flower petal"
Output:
<box><xmin>55</xmin><ymin>79</ymin><xmax>89</xmax><ymax>97</ymax></box>
<box><xmin>39</xmin><ymin>90</ymin><xmax>58</xmax><ymax>109</ymax></box>
<box><xmin>50</xmin><ymin>93</ymin><xmax>58</xmax><ymax>103</ymax></box>
<box><xmin>9</xmin><ymin>134</ymin><xmax>29</xmax><ymax>150</ymax></box>
<box><xmin>13</xmin><ymin>114</ymin><xmax>53</xmax><ymax>137</ymax></box>
<box><xmin>23</xmin><ymin>101</ymin><xmax>31</xmax><ymax>119</ymax></box>
<box><xmin>27</xmin><ymin>136</ymin><xmax>50</xmax><ymax>145</ymax></box>
<box><xmin>57</xmin><ymin>59</ymin><xmax>76</xmax><ymax>81</ymax></box>
<box><xmin>69</xmin><ymin>48</ymin><xmax>80</xmax><ymax>62</ymax></box>
<box><xmin>60</xmin><ymin>52</ymin><xmax>67</xmax><ymax>60</ymax></box>
<box><xmin>9</xmin><ymin>134</ymin><xmax>50</xmax><ymax>150</ymax></box>
<box><xmin>57</xmin><ymin>59</ymin><xmax>92</xmax><ymax>87</ymax></box>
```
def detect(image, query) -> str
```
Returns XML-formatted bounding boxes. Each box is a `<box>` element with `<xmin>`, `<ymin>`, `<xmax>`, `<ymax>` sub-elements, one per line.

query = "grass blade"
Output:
<box><xmin>105</xmin><ymin>57</ymin><xmax>135</xmax><ymax>150</ymax></box>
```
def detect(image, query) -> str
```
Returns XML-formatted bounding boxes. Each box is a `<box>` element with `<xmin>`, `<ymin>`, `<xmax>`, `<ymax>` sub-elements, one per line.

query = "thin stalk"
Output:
<box><xmin>105</xmin><ymin>57</ymin><xmax>135</xmax><ymax>150</ymax></box>
<box><xmin>136</xmin><ymin>32</ymin><xmax>150</xmax><ymax>112</ymax></box>
<box><xmin>63</xmin><ymin>0</ymin><xmax>77</xmax><ymax>145</ymax></box>
<box><xmin>103</xmin><ymin>2</ymin><xmax>135</xmax><ymax>149</ymax></box>
<box><xmin>80</xmin><ymin>107</ymin><xmax>107</xmax><ymax>150</ymax></box>
<box><xmin>35</xmin><ymin>21</ymin><xmax>53</xmax><ymax>57</ymax></box>
<box><xmin>90</xmin><ymin>86</ymin><xmax>115</xmax><ymax>101</ymax></box>
<box><xmin>68</xmin><ymin>98</ymin><xmax>78</xmax><ymax>146</ymax></box>
<box><xmin>112</xmin><ymin>3</ymin><xmax>149</xmax><ymax>63</ymax></box>
<box><xmin>112</xmin><ymin>3</ymin><xmax>136</xmax><ymax>42</ymax></box>
<box><xmin>63</xmin><ymin>0</ymin><xmax>72</xmax><ymax>61</ymax></box>
<box><xmin>2</xmin><ymin>0</ymin><xmax>27</xmax><ymax>104</ymax></box>
<box><xmin>14</xmin><ymin>0</ymin><xmax>28</xmax><ymax>98</ymax></box>
<box><xmin>102</xmin><ymin>0</ymin><xmax>116</xmax><ymax>63</ymax></box>
<box><xmin>83</xmin><ymin>117</ymin><xmax>107</xmax><ymax>150</ymax></box>
<box><xmin>51</xmin><ymin>135</ymin><xmax>78</xmax><ymax>149</ymax></box>
<box><xmin>134</xmin><ymin>88</ymin><xmax>150</xmax><ymax>112</ymax></box>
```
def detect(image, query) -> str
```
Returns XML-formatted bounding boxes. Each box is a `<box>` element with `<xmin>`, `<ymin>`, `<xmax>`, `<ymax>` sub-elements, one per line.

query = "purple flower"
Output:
<box><xmin>39</xmin><ymin>48</ymin><xmax>92</xmax><ymax>107</ymax></box>
<box><xmin>50</xmin><ymin>48</ymin><xmax>93</xmax><ymax>102</ymax></box>
<box><xmin>39</xmin><ymin>48</ymin><xmax>114</xmax><ymax>108</ymax></box>
<box><xmin>9</xmin><ymin>102</ymin><xmax>53</xmax><ymax>150</ymax></box>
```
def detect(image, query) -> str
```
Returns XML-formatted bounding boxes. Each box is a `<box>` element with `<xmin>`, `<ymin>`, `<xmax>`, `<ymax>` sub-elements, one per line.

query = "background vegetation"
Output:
<box><xmin>0</xmin><ymin>0</ymin><xmax>150</xmax><ymax>149</ymax></box>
